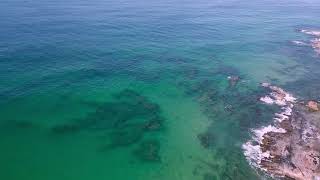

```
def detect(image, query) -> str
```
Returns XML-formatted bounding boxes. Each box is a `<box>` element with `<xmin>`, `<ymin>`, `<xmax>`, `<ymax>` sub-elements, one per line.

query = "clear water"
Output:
<box><xmin>1</xmin><ymin>0</ymin><xmax>320</xmax><ymax>179</ymax></box>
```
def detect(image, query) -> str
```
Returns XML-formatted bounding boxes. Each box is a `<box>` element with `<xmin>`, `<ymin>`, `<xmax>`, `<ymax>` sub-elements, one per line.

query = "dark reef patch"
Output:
<box><xmin>133</xmin><ymin>139</ymin><xmax>161</xmax><ymax>162</ymax></box>
<box><xmin>50</xmin><ymin>89</ymin><xmax>164</xmax><ymax>160</ymax></box>
<box><xmin>108</xmin><ymin>126</ymin><xmax>144</xmax><ymax>148</ymax></box>
<box><xmin>177</xmin><ymin>63</ymin><xmax>273</xmax><ymax>180</ymax></box>
<box><xmin>197</xmin><ymin>132</ymin><xmax>215</xmax><ymax>149</ymax></box>
<box><xmin>1</xmin><ymin>119</ymin><xmax>35</xmax><ymax>129</ymax></box>
<box><xmin>51</xmin><ymin>123</ymin><xmax>82</xmax><ymax>134</ymax></box>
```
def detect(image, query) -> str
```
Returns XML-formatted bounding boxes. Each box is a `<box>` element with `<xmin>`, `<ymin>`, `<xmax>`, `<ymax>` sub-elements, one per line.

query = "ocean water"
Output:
<box><xmin>1</xmin><ymin>0</ymin><xmax>320</xmax><ymax>179</ymax></box>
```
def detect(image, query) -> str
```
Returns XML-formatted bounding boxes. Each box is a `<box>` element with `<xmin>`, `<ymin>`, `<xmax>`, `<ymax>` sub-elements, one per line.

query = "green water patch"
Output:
<box><xmin>51</xmin><ymin>89</ymin><xmax>164</xmax><ymax>155</ymax></box>
<box><xmin>175</xmin><ymin>66</ymin><xmax>279</xmax><ymax>179</ymax></box>
<box><xmin>0</xmin><ymin>60</ymin><xmax>281</xmax><ymax>180</ymax></box>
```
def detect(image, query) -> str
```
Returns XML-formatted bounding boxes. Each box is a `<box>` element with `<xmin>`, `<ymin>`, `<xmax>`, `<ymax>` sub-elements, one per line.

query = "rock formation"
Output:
<box><xmin>298</xmin><ymin>29</ymin><xmax>320</xmax><ymax>55</ymax></box>
<box><xmin>228</xmin><ymin>75</ymin><xmax>240</xmax><ymax>87</ymax></box>
<box><xmin>243</xmin><ymin>84</ymin><xmax>320</xmax><ymax>180</ymax></box>
<box><xmin>307</xmin><ymin>101</ymin><xmax>319</xmax><ymax>112</ymax></box>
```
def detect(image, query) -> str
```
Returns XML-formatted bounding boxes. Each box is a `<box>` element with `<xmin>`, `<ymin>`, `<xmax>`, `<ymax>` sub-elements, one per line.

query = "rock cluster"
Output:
<box><xmin>243</xmin><ymin>84</ymin><xmax>320</xmax><ymax>180</ymax></box>
<box><xmin>307</xmin><ymin>100</ymin><xmax>319</xmax><ymax>112</ymax></box>
<box><xmin>259</xmin><ymin>83</ymin><xmax>296</xmax><ymax>106</ymax></box>
<box><xmin>227</xmin><ymin>75</ymin><xmax>240</xmax><ymax>87</ymax></box>
<box><xmin>296</xmin><ymin>29</ymin><xmax>320</xmax><ymax>55</ymax></box>
<box><xmin>311</xmin><ymin>38</ymin><xmax>320</xmax><ymax>54</ymax></box>
<box><xmin>259</xmin><ymin>105</ymin><xmax>320</xmax><ymax>180</ymax></box>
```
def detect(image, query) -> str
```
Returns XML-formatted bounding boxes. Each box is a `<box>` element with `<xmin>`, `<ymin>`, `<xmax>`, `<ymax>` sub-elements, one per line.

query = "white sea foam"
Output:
<box><xmin>259</xmin><ymin>85</ymin><xmax>296</xmax><ymax>106</ymax></box>
<box><xmin>242</xmin><ymin>125</ymin><xmax>286</xmax><ymax>168</ymax></box>
<box><xmin>284</xmin><ymin>93</ymin><xmax>296</xmax><ymax>103</ymax></box>
<box><xmin>292</xmin><ymin>40</ymin><xmax>308</xmax><ymax>46</ymax></box>
<box><xmin>260</xmin><ymin>96</ymin><xmax>274</xmax><ymax>104</ymax></box>
<box><xmin>301</xmin><ymin>29</ymin><xmax>320</xmax><ymax>37</ymax></box>
<box><xmin>243</xmin><ymin>84</ymin><xmax>296</xmax><ymax>171</ymax></box>
<box><xmin>253</xmin><ymin>125</ymin><xmax>286</xmax><ymax>141</ymax></box>
<box><xmin>274</xmin><ymin>106</ymin><xmax>292</xmax><ymax>122</ymax></box>
<box><xmin>242</xmin><ymin>142</ymin><xmax>269</xmax><ymax>168</ymax></box>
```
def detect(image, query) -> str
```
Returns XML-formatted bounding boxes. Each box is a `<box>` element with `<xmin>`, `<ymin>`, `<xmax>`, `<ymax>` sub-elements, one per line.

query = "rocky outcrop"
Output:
<box><xmin>311</xmin><ymin>38</ymin><xmax>320</xmax><ymax>54</ymax></box>
<box><xmin>307</xmin><ymin>101</ymin><xmax>319</xmax><ymax>112</ymax></box>
<box><xmin>296</xmin><ymin>29</ymin><xmax>320</xmax><ymax>55</ymax></box>
<box><xmin>243</xmin><ymin>84</ymin><xmax>320</xmax><ymax>180</ymax></box>
<box><xmin>258</xmin><ymin>105</ymin><xmax>320</xmax><ymax>180</ymax></box>
<box><xmin>228</xmin><ymin>75</ymin><xmax>240</xmax><ymax>87</ymax></box>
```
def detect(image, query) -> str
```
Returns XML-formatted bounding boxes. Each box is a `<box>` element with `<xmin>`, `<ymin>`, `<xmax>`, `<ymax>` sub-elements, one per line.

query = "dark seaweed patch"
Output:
<box><xmin>108</xmin><ymin>127</ymin><xmax>144</xmax><ymax>147</ymax></box>
<box><xmin>133</xmin><ymin>139</ymin><xmax>161</xmax><ymax>162</ymax></box>
<box><xmin>1</xmin><ymin>119</ymin><xmax>34</xmax><ymax>129</ymax></box>
<box><xmin>50</xmin><ymin>89</ymin><xmax>164</xmax><ymax>154</ymax></box>
<box><xmin>51</xmin><ymin>123</ymin><xmax>81</xmax><ymax>134</ymax></box>
<box><xmin>143</xmin><ymin>117</ymin><xmax>163</xmax><ymax>131</ymax></box>
<box><xmin>197</xmin><ymin>132</ymin><xmax>215</xmax><ymax>149</ymax></box>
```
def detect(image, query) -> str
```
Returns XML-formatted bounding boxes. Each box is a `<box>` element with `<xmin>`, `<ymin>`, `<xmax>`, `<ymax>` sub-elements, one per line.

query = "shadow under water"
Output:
<box><xmin>51</xmin><ymin>89</ymin><xmax>164</xmax><ymax>161</ymax></box>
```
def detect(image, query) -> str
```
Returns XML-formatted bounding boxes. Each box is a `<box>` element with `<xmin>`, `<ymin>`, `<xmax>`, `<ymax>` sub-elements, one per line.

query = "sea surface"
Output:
<box><xmin>1</xmin><ymin>0</ymin><xmax>320</xmax><ymax>179</ymax></box>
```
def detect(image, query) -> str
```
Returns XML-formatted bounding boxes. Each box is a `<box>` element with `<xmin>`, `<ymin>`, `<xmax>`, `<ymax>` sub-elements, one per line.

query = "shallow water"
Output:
<box><xmin>1</xmin><ymin>0</ymin><xmax>320</xmax><ymax>179</ymax></box>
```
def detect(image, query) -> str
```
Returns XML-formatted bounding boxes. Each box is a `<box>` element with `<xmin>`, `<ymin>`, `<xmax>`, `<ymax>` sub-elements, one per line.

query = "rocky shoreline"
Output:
<box><xmin>293</xmin><ymin>29</ymin><xmax>320</xmax><ymax>55</ymax></box>
<box><xmin>243</xmin><ymin>83</ymin><xmax>320</xmax><ymax>180</ymax></box>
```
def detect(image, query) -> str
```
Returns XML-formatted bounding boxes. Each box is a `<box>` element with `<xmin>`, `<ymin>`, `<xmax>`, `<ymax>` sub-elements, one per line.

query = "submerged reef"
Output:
<box><xmin>133</xmin><ymin>139</ymin><xmax>161</xmax><ymax>162</ymax></box>
<box><xmin>51</xmin><ymin>89</ymin><xmax>164</xmax><ymax>160</ymax></box>
<box><xmin>243</xmin><ymin>83</ymin><xmax>320</xmax><ymax>180</ymax></box>
<box><xmin>179</xmin><ymin>68</ymin><xmax>269</xmax><ymax>180</ymax></box>
<box><xmin>197</xmin><ymin>132</ymin><xmax>215</xmax><ymax>149</ymax></box>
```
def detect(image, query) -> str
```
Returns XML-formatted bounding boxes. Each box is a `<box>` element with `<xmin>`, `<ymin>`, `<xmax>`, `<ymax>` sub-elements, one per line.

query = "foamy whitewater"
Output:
<box><xmin>243</xmin><ymin>80</ymin><xmax>320</xmax><ymax>180</ymax></box>
<box><xmin>291</xmin><ymin>40</ymin><xmax>308</xmax><ymax>46</ymax></box>
<box><xmin>242</xmin><ymin>125</ymin><xmax>286</xmax><ymax>169</ymax></box>
<box><xmin>242</xmin><ymin>83</ymin><xmax>296</xmax><ymax>172</ymax></box>
<box><xmin>300</xmin><ymin>29</ymin><xmax>320</xmax><ymax>36</ymax></box>
<box><xmin>294</xmin><ymin>29</ymin><xmax>320</xmax><ymax>55</ymax></box>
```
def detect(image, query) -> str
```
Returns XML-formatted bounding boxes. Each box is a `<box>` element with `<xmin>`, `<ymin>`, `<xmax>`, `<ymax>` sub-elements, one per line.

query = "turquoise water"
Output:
<box><xmin>1</xmin><ymin>0</ymin><xmax>320</xmax><ymax>179</ymax></box>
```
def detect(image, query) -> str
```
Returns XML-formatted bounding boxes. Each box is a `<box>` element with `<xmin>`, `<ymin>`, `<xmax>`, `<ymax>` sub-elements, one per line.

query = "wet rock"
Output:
<box><xmin>228</xmin><ymin>76</ymin><xmax>240</xmax><ymax>87</ymax></box>
<box><xmin>279</xmin><ymin>119</ymin><xmax>293</xmax><ymax>132</ymax></box>
<box><xmin>244</xmin><ymin>97</ymin><xmax>320</xmax><ymax>180</ymax></box>
<box><xmin>311</xmin><ymin>38</ymin><xmax>320</xmax><ymax>54</ymax></box>
<box><xmin>133</xmin><ymin>139</ymin><xmax>160</xmax><ymax>162</ymax></box>
<box><xmin>260</xmin><ymin>83</ymin><xmax>296</xmax><ymax>106</ymax></box>
<box><xmin>307</xmin><ymin>100</ymin><xmax>319</xmax><ymax>112</ymax></box>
